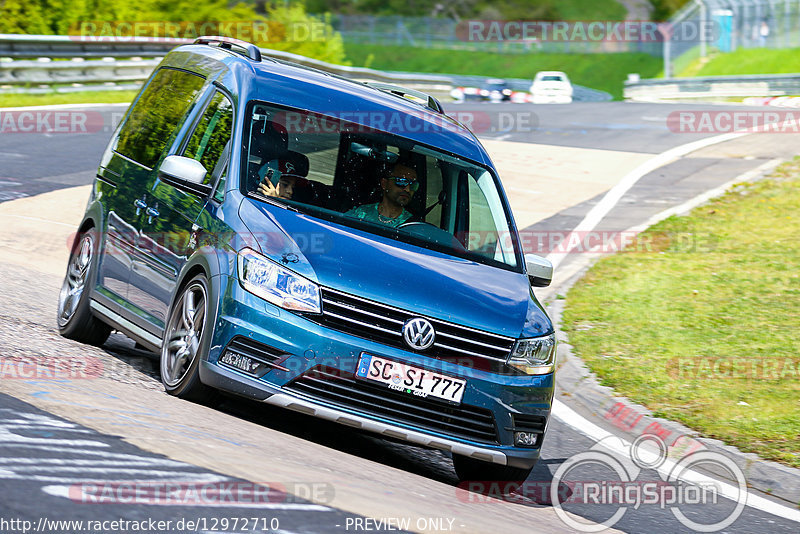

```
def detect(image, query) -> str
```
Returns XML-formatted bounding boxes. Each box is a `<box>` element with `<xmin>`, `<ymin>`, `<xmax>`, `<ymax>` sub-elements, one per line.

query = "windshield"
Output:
<box><xmin>240</xmin><ymin>101</ymin><xmax>520</xmax><ymax>270</ymax></box>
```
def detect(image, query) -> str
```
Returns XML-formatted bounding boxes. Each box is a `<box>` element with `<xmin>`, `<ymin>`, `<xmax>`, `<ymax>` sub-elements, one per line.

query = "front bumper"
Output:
<box><xmin>531</xmin><ymin>93</ymin><xmax>573</xmax><ymax>104</ymax></box>
<box><xmin>200</xmin><ymin>275</ymin><xmax>554</xmax><ymax>468</ymax></box>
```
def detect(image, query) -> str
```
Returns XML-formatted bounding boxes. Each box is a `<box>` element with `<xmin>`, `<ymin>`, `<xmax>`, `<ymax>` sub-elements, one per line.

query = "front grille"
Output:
<box><xmin>309</xmin><ymin>287</ymin><xmax>518</xmax><ymax>374</ymax></box>
<box><xmin>512</xmin><ymin>413</ymin><xmax>547</xmax><ymax>432</ymax></box>
<box><xmin>284</xmin><ymin>366</ymin><xmax>499</xmax><ymax>444</ymax></box>
<box><xmin>218</xmin><ymin>336</ymin><xmax>289</xmax><ymax>377</ymax></box>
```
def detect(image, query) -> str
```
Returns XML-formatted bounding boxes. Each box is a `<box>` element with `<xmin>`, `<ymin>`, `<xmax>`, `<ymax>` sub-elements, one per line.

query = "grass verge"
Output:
<box><xmin>677</xmin><ymin>47</ymin><xmax>800</xmax><ymax>77</ymax></box>
<box><xmin>344</xmin><ymin>44</ymin><xmax>663</xmax><ymax>100</ymax></box>
<box><xmin>555</xmin><ymin>0</ymin><xmax>628</xmax><ymax>21</ymax></box>
<box><xmin>0</xmin><ymin>90</ymin><xmax>137</xmax><ymax>108</ymax></box>
<box><xmin>562</xmin><ymin>158</ymin><xmax>800</xmax><ymax>468</ymax></box>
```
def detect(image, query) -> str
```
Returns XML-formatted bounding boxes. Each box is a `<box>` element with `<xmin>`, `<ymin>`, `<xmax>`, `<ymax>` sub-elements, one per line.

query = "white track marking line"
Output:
<box><xmin>545</xmin><ymin>151</ymin><xmax>795</xmax><ymax>519</ymax></box>
<box><xmin>627</xmin><ymin>158</ymin><xmax>783</xmax><ymax>232</ymax></box>
<box><xmin>542</xmin><ymin>157</ymin><xmax>783</xmax><ymax>298</ymax></box>
<box><xmin>546</xmin><ymin>131</ymin><xmax>748</xmax><ymax>270</ymax></box>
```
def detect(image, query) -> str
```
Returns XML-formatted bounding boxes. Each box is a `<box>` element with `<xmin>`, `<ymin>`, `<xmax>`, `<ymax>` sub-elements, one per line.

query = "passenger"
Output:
<box><xmin>257</xmin><ymin>158</ymin><xmax>301</xmax><ymax>200</ymax></box>
<box><xmin>346</xmin><ymin>163</ymin><xmax>418</xmax><ymax>227</ymax></box>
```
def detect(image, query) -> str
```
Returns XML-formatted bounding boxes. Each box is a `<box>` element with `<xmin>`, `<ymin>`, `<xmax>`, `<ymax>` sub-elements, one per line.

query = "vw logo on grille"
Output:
<box><xmin>402</xmin><ymin>318</ymin><xmax>436</xmax><ymax>351</ymax></box>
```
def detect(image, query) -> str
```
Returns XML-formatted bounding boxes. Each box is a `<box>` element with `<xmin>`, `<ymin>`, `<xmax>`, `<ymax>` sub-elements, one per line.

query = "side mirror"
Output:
<box><xmin>158</xmin><ymin>155</ymin><xmax>211</xmax><ymax>197</ymax></box>
<box><xmin>524</xmin><ymin>253</ymin><xmax>553</xmax><ymax>287</ymax></box>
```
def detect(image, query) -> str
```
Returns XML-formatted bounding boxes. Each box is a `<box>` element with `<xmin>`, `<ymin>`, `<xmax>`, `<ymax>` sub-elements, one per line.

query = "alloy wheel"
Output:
<box><xmin>58</xmin><ymin>234</ymin><xmax>94</xmax><ymax>327</ymax></box>
<box><xmin>161</xmin><ymin>281</ymin><xmax>207</xmax><ymax>387</ymax></box>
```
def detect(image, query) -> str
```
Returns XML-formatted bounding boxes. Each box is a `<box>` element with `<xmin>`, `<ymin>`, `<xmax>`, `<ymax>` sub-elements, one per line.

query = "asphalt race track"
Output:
<box><xmin>1</xmin><ymin>101</ymin><xmax>799</xmax><ymax>533</ymax></box>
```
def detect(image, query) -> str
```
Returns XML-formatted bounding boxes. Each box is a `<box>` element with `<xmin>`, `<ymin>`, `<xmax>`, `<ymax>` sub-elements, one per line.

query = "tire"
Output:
<box><xmin>160</xmin><ymin>273</ymin><xmax>216</xmax><ymax>403</ymax></box>
<box><xmin>453</xmin><ymin>455</ymin><xmax>534</xmax><ymax>484</ymax></box>
<box><xmin>57</xmin><ymin>229</ymin><xmax>112</xmax><ymax>345</ymax></box>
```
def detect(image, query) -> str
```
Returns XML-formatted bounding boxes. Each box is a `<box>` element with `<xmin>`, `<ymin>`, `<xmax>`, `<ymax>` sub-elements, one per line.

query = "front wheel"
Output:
<box><xmin>57</xmin><ymin>229</ymin><xmax>111</xmax><ymax>345</ymax></box>
<box><xmin>160</xmin><ymin>274</ymin><xmax>216</xmax><ymax>403</ymax></box>
<box><xmin>453</xmin><ymin>455</ymin><xmax>534</xmax><ymax>484</ymax></box>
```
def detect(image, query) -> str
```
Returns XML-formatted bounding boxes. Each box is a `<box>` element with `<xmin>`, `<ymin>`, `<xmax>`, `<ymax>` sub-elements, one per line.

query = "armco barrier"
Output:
<box><xmin>0</xmin><ymin>58</ymin><xmax>161</xmax><ymax>86</ymax></box>
<box><xmin>0</xmin><ymin>34</ymin><xmax>453</xmax><ymax>99</ymax></box>
<box><xmin>625</xmin><ymin>73</ymin><xmax>800</xmax><ymax>102</ymax></box>
<box><xmin>0</xmin><ymin>34</ymin><xmax>613</xmax><ymax>102</ymax></box>
<box><xmin>0</xmin><ymin>33</ymin><xmax>186</xmax><ymax>58</ymax></box>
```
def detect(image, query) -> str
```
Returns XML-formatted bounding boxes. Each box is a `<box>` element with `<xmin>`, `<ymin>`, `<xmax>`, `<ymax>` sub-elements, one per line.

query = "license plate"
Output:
<box><xmin>219</xmin><ymin>350</ymin><xmax>269</xmax><ymax>377</ymax></box>
<box><xmin>355</xmin><ymin>354</ymin><xmax>466</xmax><ymax>404</ymax></box>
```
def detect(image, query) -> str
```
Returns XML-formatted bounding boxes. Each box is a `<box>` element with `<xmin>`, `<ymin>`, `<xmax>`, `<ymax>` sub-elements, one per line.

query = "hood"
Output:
<box><xmin>239</xmin><ymin>199</ymin><xmax>551</xmax><ymax>338</ymax></box>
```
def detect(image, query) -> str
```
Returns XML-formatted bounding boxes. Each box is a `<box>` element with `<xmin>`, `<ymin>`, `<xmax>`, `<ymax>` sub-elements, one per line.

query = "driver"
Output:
<box><xmin>346</xmin><ymin>163</ymin><xmax>418</xmax><ymax>227</ymax></box>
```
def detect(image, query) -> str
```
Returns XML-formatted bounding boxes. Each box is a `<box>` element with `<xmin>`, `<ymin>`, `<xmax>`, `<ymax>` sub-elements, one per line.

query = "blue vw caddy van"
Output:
<box><xmin>57</xmin><ymin>37</ymin><xmax>556</xmax><ymax>483</ymax></box>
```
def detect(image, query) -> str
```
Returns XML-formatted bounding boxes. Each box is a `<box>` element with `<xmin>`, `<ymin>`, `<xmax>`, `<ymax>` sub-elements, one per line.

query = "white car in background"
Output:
<box><xmin>530</xmin><ymin>71</ymin><xmax>573</xmax><ymax>104</ymax></box>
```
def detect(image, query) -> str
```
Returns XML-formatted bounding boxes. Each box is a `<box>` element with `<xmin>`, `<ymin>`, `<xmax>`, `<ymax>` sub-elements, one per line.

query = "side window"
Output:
<box><xmin>115</xmin><ymin>68</ymin><xmax>205</xmax><ymax>168</ymax></box>
<box><xmin>467</xmin><ymin>177</ymin><xmax>498</xmax><ymax>254</ymax></box>
<box><xmin>465</xmin><ymin>171</ymin><xmax>516</xmax><ymax>267</ymax></box>
<box><xmin>183</xmin><ymin>91</ymin><xmax>234</xmax><ymax>191</ymax></box>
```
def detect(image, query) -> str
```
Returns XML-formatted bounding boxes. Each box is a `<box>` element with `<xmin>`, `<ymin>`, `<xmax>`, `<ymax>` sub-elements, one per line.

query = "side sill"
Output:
<box><xmin>90</xmin><ymin>299</ymin><xmax>162</xmax><ymax>352</ymax></box>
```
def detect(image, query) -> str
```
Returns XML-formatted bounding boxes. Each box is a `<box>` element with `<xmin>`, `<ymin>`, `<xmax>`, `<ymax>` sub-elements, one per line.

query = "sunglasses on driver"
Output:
<box><xmin>387</xmin><ymin>176</ymin><xmax>420</xmax><ymax>191</ymax></box>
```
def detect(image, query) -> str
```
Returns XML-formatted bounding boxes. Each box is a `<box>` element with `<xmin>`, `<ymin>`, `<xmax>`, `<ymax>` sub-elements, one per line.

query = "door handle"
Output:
<box><xmin>146</xmin><ymin>206</ymin><xmax>160</xmax><ymax>224</ymax></box>
<box><xmin>133</xmin><ymin>198</ymin><xmax>147</xmax><ymax>215</ymax></box>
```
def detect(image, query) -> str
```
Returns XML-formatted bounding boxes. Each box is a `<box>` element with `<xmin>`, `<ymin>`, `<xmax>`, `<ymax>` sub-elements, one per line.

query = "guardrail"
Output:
<box><xmin>0</xmin><ymin>34</ymin><xmax>453</xmax><ymax>99</ymax></box>
<box><xmin>0</xmin><ymin>33</ymin><xmax>186</xmax><ymax>58</ymax></box>
<box><xmin>0</xmin><ymin>58</ymin><xmax>161</xmax><ymax>86</ymax></box>
<box><xmin>0</xmin><ymin>34</ymin><xmax>612</xmax><ymax>102</ymax></box>
<box><xmin>624</xmin><ymin>73</ymin><xmax>800</xmax><ymax>102</ymax></box>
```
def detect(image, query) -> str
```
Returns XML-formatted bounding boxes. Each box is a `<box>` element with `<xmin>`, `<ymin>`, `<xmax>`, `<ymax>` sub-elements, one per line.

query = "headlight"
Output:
<box><xmin>237</xmin><ymin>248</ymin><xmax>321</xmax><ymax>313</ymax></box>
<box><xmin>508</xmin><ymin>333</ymin><xmax>557</xmax><ymax>375</ymax></box>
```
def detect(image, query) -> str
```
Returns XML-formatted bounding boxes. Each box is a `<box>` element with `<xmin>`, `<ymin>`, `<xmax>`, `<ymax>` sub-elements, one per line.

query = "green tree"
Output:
<box><xmin>0</xmin><ymin>0</ymin><xmax>50</xmax><ymax>33</ymax></box>
<box><xmin>260</xmin><ymin>3</ymin><xmax>347</xmax><ymax>64</ymax></box>
<box><xmin>0</xmin><ymin>0</ymin><xmax>347</xmax><ymax>64</ymax></box>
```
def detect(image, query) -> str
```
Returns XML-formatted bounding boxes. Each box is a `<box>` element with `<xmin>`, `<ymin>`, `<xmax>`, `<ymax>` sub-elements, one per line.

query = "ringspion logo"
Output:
<box><xmin>550</xmin><ymin>435</ymin><xmax>747</xmax><ymax>532</ymax></box>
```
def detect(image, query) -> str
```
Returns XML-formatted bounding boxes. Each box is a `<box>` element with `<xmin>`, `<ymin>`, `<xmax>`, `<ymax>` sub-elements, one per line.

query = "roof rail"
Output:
<box><xmin>194</xmin><ymin>35</ymin><xmax>261</xmax><ymax>62</ymax></box>
<box><xmin>363</xmin><ymin>82</ymin><xmax>445</xmax><ymax>114</ymax></box>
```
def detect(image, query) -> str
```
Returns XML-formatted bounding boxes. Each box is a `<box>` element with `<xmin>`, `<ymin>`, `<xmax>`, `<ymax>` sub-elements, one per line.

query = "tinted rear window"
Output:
<box><xmin>115</xmin><ymin>68</ymin><xmax>205</xmax><ymax>168</ymax></box>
